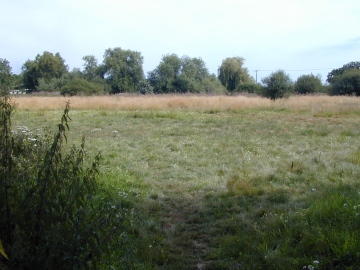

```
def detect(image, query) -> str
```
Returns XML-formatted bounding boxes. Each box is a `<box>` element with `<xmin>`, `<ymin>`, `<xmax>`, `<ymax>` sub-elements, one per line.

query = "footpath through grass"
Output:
<box><xmin>12</xmin><ymin>103</ymin><xmax>360</xmax><ymax>269</ymax></box>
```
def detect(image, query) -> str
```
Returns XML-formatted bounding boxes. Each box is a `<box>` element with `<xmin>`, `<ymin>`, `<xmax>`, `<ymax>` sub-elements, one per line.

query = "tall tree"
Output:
<box><xmin>148</xmin><ymin>54</ymin><xmax>215</xmax><ymax>93</ymax></box>
<box><xmin>327</xmin><ymin>62</ymin><xmax>360</xmax><ymax>96</ymax></box>
<box><xmin>0</xmin><ymin>59</ymin><xmax>12</xmax><ymax>94</ymax></box>
<box><xmin>147</xmin><ymin>54</ymin><xmax>182</xmax><ymax>93</ymax></box>
<box><xmin>261</xmin><ymin>70</ymin><xmax>293</xmax><ymax>100</ymax></box>
<box><xmin>327</xmin><ymin>62</ymin><xmax>360</xmax><ymax>84</ymax></box>
<box><xmin>82</xmin><ymin>55</ymin><xmax>100</xmax><ymax>81</ymax></box>
<box><xmin>218</xmin><ymin>57</ymin><xmax>253</xmax><ymax>92</ymax></box>
<box><xmin>330</xmin><ymin>69</ymin><xmax>360</xmax><ymax>96</ymax></box>
<box><xmin>21</xmin><ymin>51</ymin><xmax>68</xmax><ymax>90</ymax></box>
<box><xmin>103</xmin><ymin>47</ymin><xmax>145</xmax><ymax>93</ymax></box>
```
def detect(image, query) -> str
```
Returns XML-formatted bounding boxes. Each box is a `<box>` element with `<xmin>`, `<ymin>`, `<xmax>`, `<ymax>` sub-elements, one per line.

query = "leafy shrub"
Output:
<box><xmin>294</xmin><ymin>74</ymin><xmax>323</xmax><ymax>94</ymax></box>
<box><xmin>0</xmin><ymin>97</ymin><xmax>128</xmax><ymax>268</ymax></box>
<box><xmin>235</xmin><ymin>82</ymin><xmax>262</xmax><ymax>94</ymax></box>
<box><xmin>61</xmin><ymin>77</ymin><xmax>105</xmax><ymax>96</ymax></box>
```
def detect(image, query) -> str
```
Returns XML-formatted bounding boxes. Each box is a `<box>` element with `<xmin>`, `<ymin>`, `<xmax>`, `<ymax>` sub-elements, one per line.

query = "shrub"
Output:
<box><xmin>61</xmin><ymin>77</ymin><xmax>105</xmax><ymax>96</ymax></box>
<box><xmin>235</xmin><ymin>82</ymin><xmax>262</xmax><ymax>94</ymax></box>
<box><xmin>0</xmin><ymin>97</ymin><xmax>128</xmax><ymax>268</ymax></box>
<box><xmin>294</xmin><ymin>74</ymin><xmax>323</xmax><ymax>94</ymax></box>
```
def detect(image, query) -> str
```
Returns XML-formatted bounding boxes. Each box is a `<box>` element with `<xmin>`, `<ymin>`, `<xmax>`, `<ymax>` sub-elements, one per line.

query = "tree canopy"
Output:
<box><xmin>21</xmin><ymin>51</ymin><xmax>68</xmax><ymax>90</ymax></box>
<box><xmin>294</xmin><ymin>74</ymin><xmax>323</xmax><ymax>94</ymax></box>
<box><xmin>329</xmin><ymin>69</ymin><xmax>360</xmax><ymax>96</ymax></box>
<box><xmin>327</xmin><ymin>62</ymin><xmax>360</xmax><ymax>96</ymax></box>
<box><xmin>103</xmin><ymin>47</ymin><xmax>145</xmax><ymax>94</ymax></box>
<box><xmin>0</xmin><ymin>59</ymin><xmax>12</xmax><ymax>94</ymax></box>
<box><xmin>82</xmin><ymin>55</ymin><xmax>101</xmax><ymax>82</ymax></box>
<box><xmin>261</xmin><ymin>70</ymin><xmax>293</xmax><ymax>100</ymax></box>
<box><xmin>148</xmin><ymin>54</ymin><xmax>222</xmax><ymax>94</ymax></box>
<box><xmin>3</xmin><ymin>48</ymin><xmax>360</xmax><ymax>96</ymax></box>
<box><xmin>327</xmin><ymin>62</ymin><xmax>360</xmax><ymax>84</ymax></box>
<box><xmin>217</xmin><ymin>57</ymin><xmax>253</xmax><ymax>92</ymax></box>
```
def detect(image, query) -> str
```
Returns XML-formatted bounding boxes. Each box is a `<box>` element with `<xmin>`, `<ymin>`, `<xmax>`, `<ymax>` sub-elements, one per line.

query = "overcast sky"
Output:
<box><xmin>1</xmin><ymin>0</ymin><xmax>359</xmax><ymax>82</ymax></box>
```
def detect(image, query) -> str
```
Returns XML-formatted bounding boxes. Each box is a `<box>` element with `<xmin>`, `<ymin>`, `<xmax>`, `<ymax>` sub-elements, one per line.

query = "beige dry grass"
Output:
<box><xmin>11</xmin><ymin>94</ymin><xmax>360</xmax><ymax>114</ymax></box>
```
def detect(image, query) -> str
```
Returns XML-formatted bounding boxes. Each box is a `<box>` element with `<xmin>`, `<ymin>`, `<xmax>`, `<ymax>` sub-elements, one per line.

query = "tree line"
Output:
<box><xmin>0</xmin><ymin>48</ymin><xmax>359</xmax><ymax>99</ymax></box>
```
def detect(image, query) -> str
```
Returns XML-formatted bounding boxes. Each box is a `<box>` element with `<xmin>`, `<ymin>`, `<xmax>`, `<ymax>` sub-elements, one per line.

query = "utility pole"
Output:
<box><xmin>254</xmin><ymin>70</ymin><xmax>259</xmax><ymax>83</ymax></box>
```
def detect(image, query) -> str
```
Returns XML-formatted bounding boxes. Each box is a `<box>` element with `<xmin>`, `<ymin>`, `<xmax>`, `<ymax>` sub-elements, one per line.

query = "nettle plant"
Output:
<box><xmin>0</xmin><ymin>97</ymin><xmax>125</xmax><ymax>269</ymax></box>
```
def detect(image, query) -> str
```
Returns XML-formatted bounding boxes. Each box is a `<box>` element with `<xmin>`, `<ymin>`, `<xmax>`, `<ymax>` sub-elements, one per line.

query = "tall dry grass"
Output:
<box><xmin>11</xmin><ymin>94</ymin><xmax>360</xmax><ymax>114</ymax></box>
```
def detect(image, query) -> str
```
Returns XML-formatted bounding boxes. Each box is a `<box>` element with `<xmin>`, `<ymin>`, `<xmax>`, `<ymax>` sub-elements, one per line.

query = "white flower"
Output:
<box><xmin>313</xmin><ymin>260</ymin><xmax>319</xmax><ymax>264</ymax></box>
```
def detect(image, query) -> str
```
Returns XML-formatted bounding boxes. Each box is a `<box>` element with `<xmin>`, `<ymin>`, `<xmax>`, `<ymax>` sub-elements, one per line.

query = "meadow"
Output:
<box><xmin>11</xmin><ymin>95</ymin><xmax>360</xmax><ymax>269</ymax></box>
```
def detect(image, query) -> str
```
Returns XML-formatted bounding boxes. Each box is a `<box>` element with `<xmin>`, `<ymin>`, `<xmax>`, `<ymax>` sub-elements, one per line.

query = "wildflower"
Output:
<box><xmin>313</xmin><ymin>260</ymin><xmax>319</xmax><ymax>264</ymax></box>
<box><xmin>344</xmin><ymin>203</ymin><xmax>348</xmax><ymax>208</ymax></box>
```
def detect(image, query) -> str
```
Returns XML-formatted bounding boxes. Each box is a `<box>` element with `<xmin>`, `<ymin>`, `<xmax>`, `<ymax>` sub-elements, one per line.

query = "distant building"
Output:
<box><xmin>9</xmin><ymin>89</ymin><xmax>27</xmax><ymax>95</ymax></box>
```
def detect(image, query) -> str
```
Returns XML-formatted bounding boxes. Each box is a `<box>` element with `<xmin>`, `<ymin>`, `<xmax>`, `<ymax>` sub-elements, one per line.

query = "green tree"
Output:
<box><xmin>326</xmin><ymin>62</ymin><xmax>360</xmax><ymax>96</ymax></box>
<box><xmin>103</xmin><ymin>47</ymin><xmax>145</xmax><ymax>94</ymax></box>
<box><xmin>294</xmin><ymin>74</ymin><xmax>323</xmax><ymax>94</ymax></box>
<box><xmin>0</xmin><ymin>59</ymin><xmax>13</xmax><ymax>95</ymax></box>
<box><xmin>21</xmin><ymin>51</ymin><xmax>68</xmax><ymax>91</ymax></box>
<box><xmin>148</xmin><ymin>54</ymin><xmax>220</xmax><ymax>93</ymax></box>
<box><xmin>327</xmin><ymin>61</ymin><xmax>360</xmax><ymax>84</ymax></box>
<box><xmin>330</xmin><ymin>69</ymin><xmax>360</xmax><ymax>96</ymax></box>
<box><xmin>218</xmin><ymin>57</ymin><xmax>253</xmax><ymax>92</ymax></box>
<box><xmin>82</xmin><ymin>55</ymin><xmax>102</xmax><ymax>82</ymax></box>
<box><xmin>11</xmin><ymin>74</ymin><xmax>23</xmax><ymax>90</ymax></box>
<box><xmin>261</xmin><ymin>70</ymin><xmax>293</xmax><ymax>100</ymax></box>
<box><xmin>147</xmin><ymin>54</ymin><xmax>182</xmax><ymax>93</ymax></box>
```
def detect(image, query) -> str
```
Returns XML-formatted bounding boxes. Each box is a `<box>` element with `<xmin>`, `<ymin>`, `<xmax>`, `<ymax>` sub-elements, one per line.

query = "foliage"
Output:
<box><xmin>137</xmin><ymin>80</ymin><xmax>154</xmax><ymax>94</ymax></box>
<box><xmin>261</xmin><ymin>70</ymin><xmax>293</xmax><ymax>100</ymax></box>
<box><xmin>147</xmin><ymin>54</ymin><xmax>182</xmax><ymax>93</ymax></box>
<box><xmin>326</xmin><ymin>61</ymin><xmax>360</xmax><ymax>84</ymax></box>
<box><xmin>60</xmin><ymin>77</ymin><xmax>105</xmax><ymax>96</ymax></box>
<box><xmin>294</xmin><ymin>74</ymin><xmax>323</xmax><ymax>94</ymax></box>
<box><xmin>0</xmin><ymin>59</ymin><xmax>13</xmax><ymax>95</ymax></box>
<box><xmin>218</xmin><ymin>57</ymin><xmax>253</xmax><ymax>92</ymax></box>
<box><xmin>202</xmin><ymin>74</ymin><xmax>227</xmax><ymax>94</ymax></box>
<box><xmin>36</xmin><ymin>77</ymin><xmax>65</xmax><ymax>92</ymax></box>
<box><xmin>235</xmin><ymin>81</ymin><xmax>262</xmax><ymax>94</ymax></box>
<box><xmin>103</xmin><ymin>47</ymin><xmax>145</xmax><ymax>94</ymax></box>
<box><xmin>148</xmin><ymin>54</ymin><xmax>223</xmax><ymax>94</ymax></box>
<box><xmin>81</xmin><ymin>55</ymin><xmax>106</xmax><ymax>85</ymax></box>
<box><xmin>0</xmin><ymin>97</ymin><xmax>130</xmax><ymax>269</ymax></box>
<box><xmin>329</xmin><ymin>68</ymin><xmax>360</xmax><ymax>96</ymax></box>
<box><xmin>21</xmin><ymin>51</ymin><xmax>68</xmax><ymax>91</ymax></box>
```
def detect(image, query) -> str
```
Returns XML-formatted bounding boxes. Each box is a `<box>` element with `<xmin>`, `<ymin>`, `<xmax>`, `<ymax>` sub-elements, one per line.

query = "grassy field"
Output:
<box><xmin>11</xmin><ymin>95</ymin><xmax>360</xmax><ymax>269</ymax></box>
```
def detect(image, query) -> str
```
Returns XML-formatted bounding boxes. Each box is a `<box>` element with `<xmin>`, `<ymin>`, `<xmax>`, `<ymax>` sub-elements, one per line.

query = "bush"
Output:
<box><xmin>235</xmin><ymin>82</ymin><xmax>262</xmax><ymax>94</ymax></box>
<box><xmin>0</xmin><ymin>97</ymin><xmax>128</xmax><ymax>268</ymax></box>
<box><xmin>294</xmin><ymin>74</ymin><xmax>323</xmax><ymax>94</ymax></box>
<box><xmin>61</xmin><ymin>77</ymin><xmax>105</xmax><ymax>96</ymax></box>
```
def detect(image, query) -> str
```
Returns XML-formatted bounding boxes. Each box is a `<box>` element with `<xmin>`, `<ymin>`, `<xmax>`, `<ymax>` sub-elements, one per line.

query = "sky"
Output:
<box><xmin>1</xmin><ymin>0</ymin><xmax>359</xmax><ymax>83</ymax></box>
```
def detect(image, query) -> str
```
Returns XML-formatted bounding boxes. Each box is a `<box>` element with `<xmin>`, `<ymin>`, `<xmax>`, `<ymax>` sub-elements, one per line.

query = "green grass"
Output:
<box><xmin>12</xmin><ymin>106</ymin><xmax>360</xmax><ymax>269</ymax></box>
